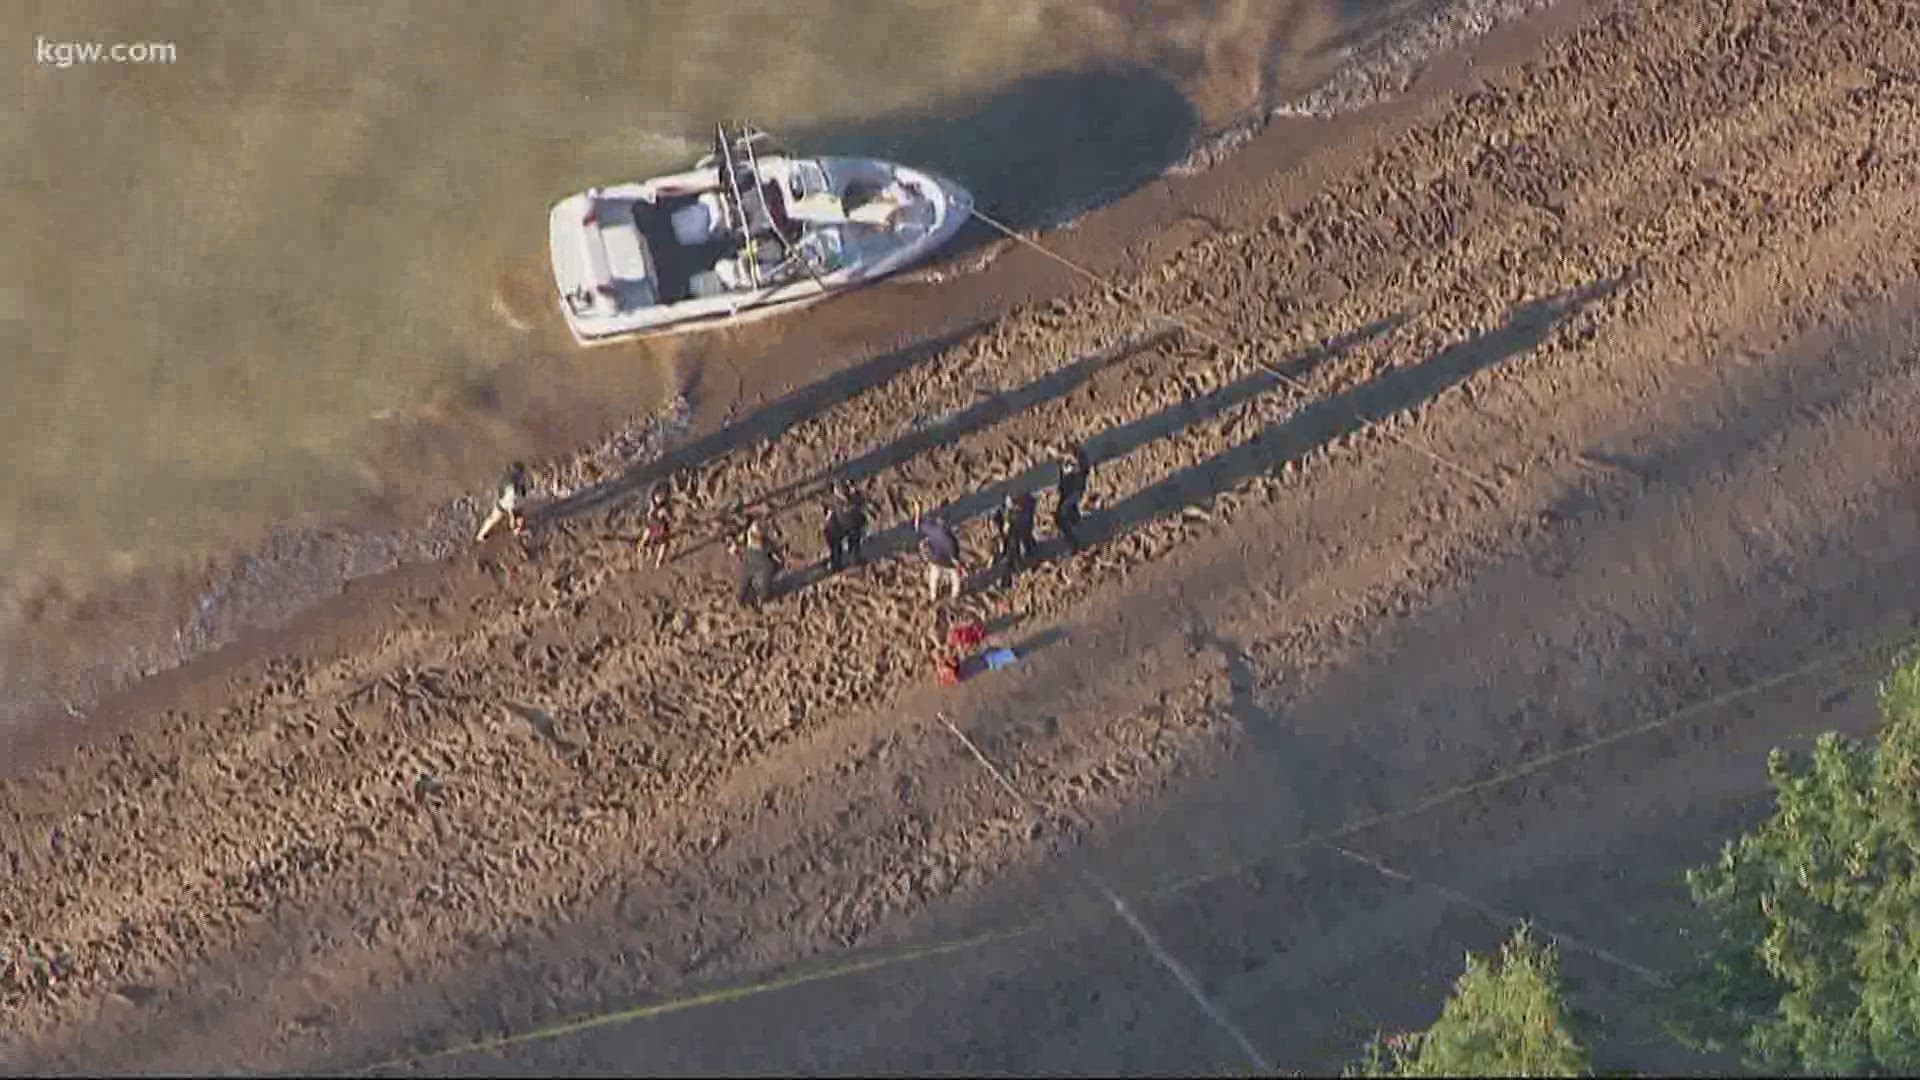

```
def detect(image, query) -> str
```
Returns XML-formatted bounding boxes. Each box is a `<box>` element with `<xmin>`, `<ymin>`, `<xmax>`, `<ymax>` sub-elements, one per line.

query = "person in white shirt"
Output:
<box><xmin>475</xmin><ymin>462</ymin><xmax>531</xmax><ymax>542</ymax></box>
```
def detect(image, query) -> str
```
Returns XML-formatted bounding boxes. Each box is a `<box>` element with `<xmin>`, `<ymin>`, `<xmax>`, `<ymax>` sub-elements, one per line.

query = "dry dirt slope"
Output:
<box><xmin>4</xmin><ymin>0</ymin><xmax>1919</xmax><ymax>1071</ymax></box>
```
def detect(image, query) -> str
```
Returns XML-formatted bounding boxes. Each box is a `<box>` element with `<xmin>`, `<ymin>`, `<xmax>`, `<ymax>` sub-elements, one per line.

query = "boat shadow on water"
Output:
<box><xmin>786</xmin><ymin>64</ymin><xmax>1201</xmax><ymax>240</ymax></box>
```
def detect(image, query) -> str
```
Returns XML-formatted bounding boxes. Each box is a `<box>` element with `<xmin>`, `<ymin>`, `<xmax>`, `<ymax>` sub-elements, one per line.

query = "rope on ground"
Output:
<box><xmin>964</xmin><ymin>207</ymin><xmax>1507</xmax><ymax>499</ymax></box>
<box><xmin>347</xmin><ymin>623</ymin><xmax>1918</xmax><ymax>1075</ymax></box>
<box><xmin>1150</xmin><ymin>623</ymin><xmax>1920</xmax><ymax>907</ymax></box>
<box><xmin>934</xmin><ymin>710</ymin><xmax>1275</xmax><ymax>1073</ymax></box>
<box><xmin>351</xmin><ymin>923</ymin><xmax>1041</xmax><ymax>1075</ymax></box>
<box><xmin>1319</xmin><ymin>843</ymin><xmax>1670</xmax><ymax>987</ymax></box>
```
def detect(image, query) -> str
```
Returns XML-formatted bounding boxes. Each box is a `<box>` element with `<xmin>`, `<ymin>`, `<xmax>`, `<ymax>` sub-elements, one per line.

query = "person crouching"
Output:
<box><xmin>476</xmin><ymin>462</ymin><xmax>531</xmax><ymax>542</ymax></box>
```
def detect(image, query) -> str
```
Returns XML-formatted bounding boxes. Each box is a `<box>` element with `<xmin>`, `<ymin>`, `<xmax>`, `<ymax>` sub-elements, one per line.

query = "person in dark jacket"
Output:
<box><xmin>841</xmin><ymin>485</ymin><xmax>870</xmax><ymax>564</ymax></box>
<box><xmin>823</xmin><ymin>482</ymin><xmax>870</xmax><ymax>572</ymax></box>
<box><xmin>993</xmin><ymin>491</ymin><xmax>1039</xmax><ymax>576</ymax></box>
<box><xmin>822</xmin><ymin>496</ymin><xmax>847</xmax><ymax>570</ymax></box>
<box><xmin>1052</xmin><ymin>444</ymin><xmax>1090</xmax><ymax>552</ymax></box>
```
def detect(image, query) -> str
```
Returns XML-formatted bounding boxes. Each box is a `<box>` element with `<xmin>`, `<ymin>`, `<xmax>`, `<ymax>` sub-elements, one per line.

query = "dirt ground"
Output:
<box><xmin>5</xmin><ymin>0</ymin><xmax>1920</xmax><ymax>1072</ymax></box>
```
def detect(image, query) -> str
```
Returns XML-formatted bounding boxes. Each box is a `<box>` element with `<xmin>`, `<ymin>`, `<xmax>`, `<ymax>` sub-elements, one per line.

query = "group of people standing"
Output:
<box><xmin>911</xmin><ymin>441</ymin><xmax>1091</xmax><ymax>603</ymax></box>
<box><xmin>723</xmin><ymin>484</ymin><xmax>858</xmax><ymax>611</ymax></box>
<box><xmin>475</xmin><ymin>442</ymin><xmax>1096</xmax><ymax>612</ymax></box>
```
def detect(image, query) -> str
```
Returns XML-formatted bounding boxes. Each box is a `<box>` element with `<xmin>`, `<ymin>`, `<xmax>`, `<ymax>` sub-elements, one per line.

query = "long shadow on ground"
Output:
<box><xmin>1083</xmin><ymin>276</ymin><xmax>1623</xmax><ymax>543</ymax></box>
<box><xmin>741</xmin><ymin>324</ymin><xmax>1184</xmax><ymax>522</ymax></box>
<box><xmin>660</xmin><ymin>323</ymin><xmax>1188</xmax><ymax>575</ymax></box>
<box><xmin>537</xmin><ymin>326</ymin><xmax>987</xmax><ymax>525</ymax></box>
<box><xmin>779</xmin><ymin>277</ymin><xmax>1619</xmax><ymax>601</ymax></box>
<box><xmin>758</xmin><ymin>313</ymin><xmax>1397</xmax><ymax>601</ymax></box>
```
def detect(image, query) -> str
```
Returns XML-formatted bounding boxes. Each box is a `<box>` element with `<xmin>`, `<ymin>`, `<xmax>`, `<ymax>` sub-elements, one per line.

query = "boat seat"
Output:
<box><xmin>847</xmin><ymin>196</ymin><xmax>902</xmax><ymax>228</ymax></box>
<box><xmin>789</xmin><ymin>192</ymin><xmax>847</xmax><ymax>224</ymax></box>
<box><xmin>670</xmin><ymin>193</ymin><xmax>727</xmax><ymax>246</ymax></box>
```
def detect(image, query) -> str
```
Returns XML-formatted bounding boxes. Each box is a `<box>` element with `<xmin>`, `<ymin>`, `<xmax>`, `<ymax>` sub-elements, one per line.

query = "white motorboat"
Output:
<box><xmin>548</xmin><ymin>123</ymin><xmax>974</xmax><ymax>344</ymax></box>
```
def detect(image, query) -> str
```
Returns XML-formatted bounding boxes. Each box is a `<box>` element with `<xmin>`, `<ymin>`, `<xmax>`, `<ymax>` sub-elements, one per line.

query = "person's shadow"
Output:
<box><xmin>1186</xmin><ymin>626</ymin><xmax>1344</xmax><ymax>838</ymax></box>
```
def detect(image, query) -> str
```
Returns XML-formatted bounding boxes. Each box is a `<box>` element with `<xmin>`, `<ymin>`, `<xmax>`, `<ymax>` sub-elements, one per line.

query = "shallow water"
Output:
<box><xmin>2</xmin><ymin>0</ymin><xmax>1516</xmax><ymax>717</ymax></box>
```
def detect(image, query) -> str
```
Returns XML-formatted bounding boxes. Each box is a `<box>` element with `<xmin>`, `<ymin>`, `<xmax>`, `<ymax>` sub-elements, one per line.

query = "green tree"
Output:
<box><xmin>1352</xmin><ymin>925</ymin><xmax>1590</xmax><ymax>1077</ymax></box>
<box><xmin>1678</xmin><ymin>650</ymin><xmax>1920</xmax><ymax>1073</ymax></box>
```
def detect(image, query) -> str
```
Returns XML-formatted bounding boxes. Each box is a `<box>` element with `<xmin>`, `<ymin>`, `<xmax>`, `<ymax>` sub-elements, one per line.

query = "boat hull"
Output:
<box><xmin>550</xmin><ymin>159</ymin><xmax>973</xmax><ymax>346</ymax></box>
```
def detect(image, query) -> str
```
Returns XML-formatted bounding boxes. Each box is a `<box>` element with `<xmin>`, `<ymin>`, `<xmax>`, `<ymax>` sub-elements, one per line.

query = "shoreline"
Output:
<box><xmin>0</xmin><ymin>0</ymin><xmax>1562</xmax><ymax>746</ymax></box>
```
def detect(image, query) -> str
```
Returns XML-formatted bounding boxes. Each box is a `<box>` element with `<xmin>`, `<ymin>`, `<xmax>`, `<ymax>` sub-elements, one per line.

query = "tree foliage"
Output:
<box><xmin>1353</xmin><ymin>925</ymin><xmax>1590</xmax><ymax>1077</ymax></box>
<box><xmin>1679</xmin><ymin>650</ymin><xmax>1920</xmax><ymax>1073</ymax></box>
